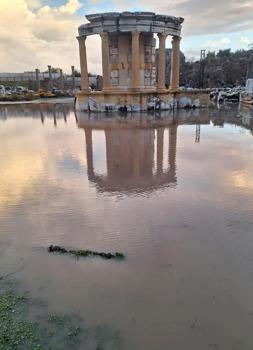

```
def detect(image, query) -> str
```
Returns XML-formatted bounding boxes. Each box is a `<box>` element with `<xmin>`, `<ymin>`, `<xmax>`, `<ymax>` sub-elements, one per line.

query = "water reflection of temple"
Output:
<box><xmin>78</xmin><ymin>116</ymin><xmax>180</xmax><ymax>193</ymax></box>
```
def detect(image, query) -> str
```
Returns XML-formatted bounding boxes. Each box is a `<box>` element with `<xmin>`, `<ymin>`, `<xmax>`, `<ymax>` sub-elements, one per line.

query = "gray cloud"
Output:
<box><xmin>112</xmin><ymin>0</ymin><xmax>253</xmax><ymax>36</ymax></box>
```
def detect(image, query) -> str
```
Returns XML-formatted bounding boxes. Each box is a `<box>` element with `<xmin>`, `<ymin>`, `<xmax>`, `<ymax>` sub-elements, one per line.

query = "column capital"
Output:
<box><xmin>132</xmin><ymin>31</ymin><xmax>140</xmax><ymax>40</ymax></box>
<box><xmin>77</xmin><ymin>35</ymin><xmax>87</xmax><ymax>42</ymax></box>
<box><xmin>158</xmin><ymin>33</ymin><xmax>168</xmax><ymax>41</ymax></box>
<box><xmin>100</xmin><ymin>32</ymin><xmax>109</xmax><ymax>40</ymax></box>
<box><xmin>172</xmin><ymin>36</ymin><xmax>181</xmax><ymax>44</ymax></box>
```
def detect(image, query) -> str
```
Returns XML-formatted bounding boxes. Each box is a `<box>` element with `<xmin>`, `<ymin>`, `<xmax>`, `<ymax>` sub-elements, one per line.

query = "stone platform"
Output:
<box><xmin>76</xmin><ymin>89</ymin><xmax>210</xmax><ymax>112</ymax></box>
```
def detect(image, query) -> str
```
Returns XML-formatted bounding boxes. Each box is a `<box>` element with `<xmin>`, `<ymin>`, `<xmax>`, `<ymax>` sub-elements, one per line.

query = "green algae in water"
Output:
<box><xmin>0</xmin><ymin>290</ymin><xmax>43</xmax><ymax>350</ymax></box>
<box><xmin>0</xmin><ymin>287</ymin><xmax>83</xmax><ymax>350</ymax></box>
<box><xmin>0</xmin><ymin>281</ymin><xmax>122</xmax><ymax>350</ymax></box>
<box><xmin>48</xmin><ymin>245</ymin><xmax>125</xmax><ymax>260</ymax></box>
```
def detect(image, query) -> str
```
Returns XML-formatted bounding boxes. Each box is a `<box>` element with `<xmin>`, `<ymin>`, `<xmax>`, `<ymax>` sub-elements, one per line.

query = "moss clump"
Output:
<box><xmin>48</xmin><ymin>245</ymin><xmax>125</xmax><ymax>260</ymax></box>
<box><xmin>0</xmin><ymin>291</ymin><xmax>42</xmax><ymax>350</ymax></box>
<box><xmin>0</xmin><ymin>285</ymin><xmax>83</xmax><ymax>350</ymax></box>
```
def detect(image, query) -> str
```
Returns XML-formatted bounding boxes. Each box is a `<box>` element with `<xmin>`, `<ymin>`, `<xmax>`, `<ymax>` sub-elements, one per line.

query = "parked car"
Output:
<box><xmin>52</xmin><ymin>87</ymin><xmax>65</xmax><ymax>96</ymax></box>
<box><xmin>0</xmin><ymin>85</ymin><xmax>5</xmax><ymax>96</ymax></box>
<box><xmin>14</xmin><ymin>86</ymin><xmax>28</xmax><ymax>94</ymax></box>
<box><xmin>4</xmin><ymin>86</ymin><xmax>12</xmax><ymax>95</ymax></box>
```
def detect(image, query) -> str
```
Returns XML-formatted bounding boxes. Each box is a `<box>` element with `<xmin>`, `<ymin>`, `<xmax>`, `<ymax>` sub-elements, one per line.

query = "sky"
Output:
<box><xmin>0</xmin><ymin>0</ymin><xmax>253</xmax><ymax>74</ymax></box>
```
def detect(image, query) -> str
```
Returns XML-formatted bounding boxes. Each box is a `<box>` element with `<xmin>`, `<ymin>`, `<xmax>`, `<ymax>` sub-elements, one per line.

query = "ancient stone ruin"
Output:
<box><xmin>76</xmin><ymin>12</ymin><xmax>209</xmax><ymax>112</ymax></box>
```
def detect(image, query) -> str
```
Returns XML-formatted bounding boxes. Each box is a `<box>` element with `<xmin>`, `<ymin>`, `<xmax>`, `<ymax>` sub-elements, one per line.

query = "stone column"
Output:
<box><xmin>77</xmin><ymin>36</ymin><xmax>89</xmax><ymax>92</ymax></box>
<box><xmin>170</xmin><ymin>36</ymin><xmax>181</xmax><ymax>90</ymax></box>
<box><xmin>100</xmin><ymin>33</ymin><xmax>111</xmax><ymax>91</ymax></box>
<box><xmin>47</xmin><ymin>65</ymin><xmax>53</xmax><ymax>91</ymax></box>
<box><xmin>157</xmin><ymin>33</ymin><xmax>168</xmax><ymax>91</ymax></box>
<box><xmin>71</xmin><ymin>65</ymin><xmax>75</xmax><ymax>90</ymax></box>
<box><xmin>60</xmin><ymin>69</ymin><xmax>64</xmax><ymax>90</ymax></box>
<box><xmin>131</xmin><ymin>31</ymin><xmax>140</xmax><ymax>90</ymax></box>
<box><xmin>35</xmin><ymin>68</ymin><xmax>40</xmax><ymax>91</ymax></box>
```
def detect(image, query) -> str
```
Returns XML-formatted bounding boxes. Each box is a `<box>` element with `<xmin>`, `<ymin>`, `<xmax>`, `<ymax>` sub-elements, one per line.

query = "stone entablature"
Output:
<box><xmin>78</xmin><ymin>12</ymin><xmax>184</xmax><ymax>38</ymax></box>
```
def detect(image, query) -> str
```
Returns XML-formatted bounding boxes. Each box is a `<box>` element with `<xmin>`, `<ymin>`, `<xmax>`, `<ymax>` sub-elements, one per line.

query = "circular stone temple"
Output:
<box><xmin>76</xmin><ymin>12</ymin><xmax>209</xmax><ymax>112</ymax></box>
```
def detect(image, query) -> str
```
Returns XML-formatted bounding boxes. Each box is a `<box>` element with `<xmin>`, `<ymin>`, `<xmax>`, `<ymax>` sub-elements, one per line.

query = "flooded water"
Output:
<box><xmin>1</xmin><ymin>103</ymin><xmax>253</xmax><ymax>349</ymax></box>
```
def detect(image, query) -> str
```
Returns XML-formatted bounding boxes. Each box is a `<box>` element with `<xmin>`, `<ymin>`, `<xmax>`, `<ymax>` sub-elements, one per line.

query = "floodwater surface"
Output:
<box><xmin>1</xmin><ymin>103</ymin><xmax>253</xmax><ymax>349</ymax></box>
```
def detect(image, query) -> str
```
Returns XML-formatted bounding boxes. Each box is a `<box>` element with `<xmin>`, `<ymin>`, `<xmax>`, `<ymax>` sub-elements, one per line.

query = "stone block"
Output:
<box><xmin>144</xmin><ymin>69</ymin><xmax>151</xmax><ymax>77</ymax></box>
<box><xmin>145</xmin><ymin>78</ymin><xmax>151</xmax><ymax>86</ymax></box>
<box><xmin>110</xmin><ymin>54</ymin><xmax>118</xmax><ymax>64</ymax></box>
<box><xmin>145</xmin><ymin>63</ymin><xmax>153</xmax><ymax>69</ymax></box>
<box><xmin>111</xmin><ymin>78</ymin><xmax>119</xmax><ymax>85</ymax></box>
<box><xmin>110</xmin><ymin>48</ymin><xmax>118</xmax><ymax>55</ymax></box>
<box><xmin>111</xmin><ymin>69</ymin><xmax>119</xmax><ymax>78</ymax></box>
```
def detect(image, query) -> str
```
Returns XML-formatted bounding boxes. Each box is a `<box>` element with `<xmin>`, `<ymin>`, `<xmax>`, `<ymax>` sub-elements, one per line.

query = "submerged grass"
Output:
<box><xmin>0</xmin><ymin>280</ymin><xmax>122</xmax><ymax>350</ymax></box>
<box><xmin>0</xmin><ymin>289</ymin><xmax>43</xmax><ymax>350</ymax></box>
<box><xmin>0</xmin><ymin>282</ymin><xmax>83</xmax><ymax>350</ymax></box>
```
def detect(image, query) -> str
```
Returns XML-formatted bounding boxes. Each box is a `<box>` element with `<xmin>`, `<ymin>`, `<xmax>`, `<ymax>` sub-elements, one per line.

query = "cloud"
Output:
<box><xmin>25</xmin><ymin>0</ymin><xmax>41</xmax><ymax>9</ymax></box>
<box><xmin>0</xmin><ymin>0</ymin><xmax>102</xmax><ymax>74</ymax></box>
<box><xmin>240</xmin><ymin>36</ymin><xmax>251</xmax><ymax>45</ymax></box>
<box><xmin>1</xmin><ymin>0</ymin><xmax>253</xmax><ymax>73</ymax></box>
<box><xmin>109</xmin><ymin>0</ymin><xmax>253</xmax><ymax>37</ymax></box>
<box><xmin>59</xmin><ymin>0</ymin><xmax>83</xmax><ymax>14</ymax></box>
<box><xmin>203</xmin><ymin>37</ymin><xmax>231</xmax><ymax>50</ymax></box>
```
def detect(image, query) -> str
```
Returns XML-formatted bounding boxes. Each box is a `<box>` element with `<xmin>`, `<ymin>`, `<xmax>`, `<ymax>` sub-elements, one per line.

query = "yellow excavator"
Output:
<box><xmin>37</xmin><ymin>89</ymin><xmax>56</xmax><ymax>98</ymax></box>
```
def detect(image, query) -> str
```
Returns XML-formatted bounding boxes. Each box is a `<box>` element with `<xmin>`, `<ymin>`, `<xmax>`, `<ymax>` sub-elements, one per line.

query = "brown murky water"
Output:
<box><xmin>1</xmin><ymin>103</ymin><xmax>253</xmax><ymax>349</ymax></box>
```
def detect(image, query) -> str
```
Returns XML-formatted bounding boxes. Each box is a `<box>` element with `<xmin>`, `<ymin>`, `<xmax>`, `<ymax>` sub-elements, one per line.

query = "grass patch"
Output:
<box><xmin>0</xmin><ymin>94</ymin><xmax>38</xmax><ymax>102</ymax></box>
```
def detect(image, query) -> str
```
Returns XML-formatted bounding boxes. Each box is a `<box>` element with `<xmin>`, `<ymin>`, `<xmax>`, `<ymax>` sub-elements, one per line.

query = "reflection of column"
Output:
<box><xmin>133</xmin><ymin>130</ymin><xmax>140</xmax><ymax>177</ymax></box>
<box><xmin>74</xmin><ymin>109</ymin><xmax>78</xmax><ymax>124</ymax></box>
<box><xmin>156</xmin><ymin>128</ymin><xmax>164</xmax><ymax>174</ymax></box>
<box><xmin>100</xmin><ymin>33</ymin><xmax>111</xmax><ymax>91</ymax></box>
<box><xmin>85</xmin><ymin>129</ymin><xmax>94</xmax><ymax>178</ymax></box>
<box><xmin>105</xmin><ymin>130</ymin><xmax>113</xmax><ymax>178</ymax></box>
<box><xmin>170</xmin><ymin>36</ymin><xmax>181</xmax><ymax>90</ymax></box>
<box><xmin>77</xmin><ymin>36</ymin><xmax>89</xmax><ymax>91</ymax></box>
<box><xmin>39</xmin><ymin>108</ymin><xmax>44</xmax><ymax>124</ymax></box>
<box><xmin>169</xmin><ymin>124</ymin><xmax>177</xmax><ymax>171</ymax></box>
<box><xmin>157</xmin><ymin>34</ymin><xmax>168</xmax><ymax>91</ymax></box>
<box><xmin>53</xmin><ymin>108</ymin><xmax>57</xmax><ymax>127</ymax></box>
<box><xmin>62</xmin><ymin>107</ymin><xmax>67</xmax><ymax>123</ymax></box>
<box><xmin>132</xmin><ymin>31</ymin><xmax>140</xmax><ymax>90</ymax></box>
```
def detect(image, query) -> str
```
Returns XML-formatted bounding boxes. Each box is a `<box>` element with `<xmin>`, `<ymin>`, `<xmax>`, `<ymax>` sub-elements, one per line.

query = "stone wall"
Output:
<box><xmin>108</xmin><ymin>33</ymin><xmax>157</xmax><ymax>90</ymax></box>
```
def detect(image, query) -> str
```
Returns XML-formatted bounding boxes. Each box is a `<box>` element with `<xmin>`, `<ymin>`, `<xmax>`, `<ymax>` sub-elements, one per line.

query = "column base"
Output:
<box><xmin>131</xmin><ymin>87</ymin><xmax>141</xmax><ymax>92</ymax></box>
<box><xmin>157</xmin><ymin>88</ymin><xmax>168</xmax><ymax>93</ymax></box>
<box><xmin>169</xmin><ymin>86</ymin><xmax>180</xmax><ymax>91</ymax></box>
<box><xmin>81</xmin><ymin>88</ymin><xmax>90</xmax><ymax>93</ymax></box>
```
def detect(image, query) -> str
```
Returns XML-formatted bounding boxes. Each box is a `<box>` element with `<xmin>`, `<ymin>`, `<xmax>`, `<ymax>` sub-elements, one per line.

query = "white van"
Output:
<box><xmin>0</xmin><ymin>85</ymin><xmax>5</xmax><ymax>96</ymax></box>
